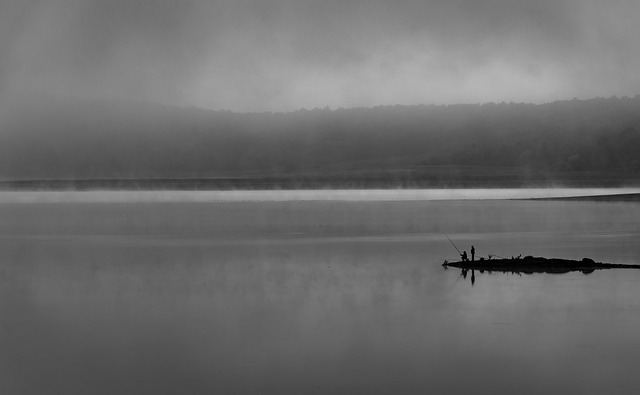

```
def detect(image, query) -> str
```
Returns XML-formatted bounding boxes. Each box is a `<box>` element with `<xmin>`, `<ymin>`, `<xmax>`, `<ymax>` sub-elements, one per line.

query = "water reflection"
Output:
<box><xmin>1</xmin><ymin>197</ymin><xmax>640</xmax><ymax>394</ymax></box>
<box><xmin>460</xmin><ymin>268</ymin><xmax>476</xmax><ymax>286</ymax></box>
<box><xmin>457</xmin><ymin>266</ymin><xmax>587</xmax><ymax>286</ymax></box>
<box><xmin>447</xmin><ymin>256</ymin><xmax>640</xmax><ymax>286</ymax></box>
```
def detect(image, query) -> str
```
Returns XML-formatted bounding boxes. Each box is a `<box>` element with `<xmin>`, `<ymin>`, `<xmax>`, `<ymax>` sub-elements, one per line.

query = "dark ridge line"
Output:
<box><xmin>530</xmin><ymin>193</ymin><xmax>640</xmax><ymax>202</ymax></box>
<box><xmin>0</xmin><ymin>177</ymin><xmax>638</xmax><ymax>192</ymax></box>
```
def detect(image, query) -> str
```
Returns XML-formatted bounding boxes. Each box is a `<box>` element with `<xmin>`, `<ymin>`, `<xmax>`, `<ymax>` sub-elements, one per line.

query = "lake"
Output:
<box><xmin>1</xmin><ymin>190</ymin><xmax>640</xmax><ymax>394</ymax></box>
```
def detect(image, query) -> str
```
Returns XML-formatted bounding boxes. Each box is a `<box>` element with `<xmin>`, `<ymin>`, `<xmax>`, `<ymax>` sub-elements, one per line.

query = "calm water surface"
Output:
<box><xmin>1</xmin><ymin>190</ymin><xmax>640</xmax><ymax>394</ymax></box>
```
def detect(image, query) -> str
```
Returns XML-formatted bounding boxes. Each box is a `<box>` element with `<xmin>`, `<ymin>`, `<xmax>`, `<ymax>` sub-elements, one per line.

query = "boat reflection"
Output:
<box><xmin>446</xmin><ymin>256</ymin><xmax>640</xmax><ymax>286</ymax></box>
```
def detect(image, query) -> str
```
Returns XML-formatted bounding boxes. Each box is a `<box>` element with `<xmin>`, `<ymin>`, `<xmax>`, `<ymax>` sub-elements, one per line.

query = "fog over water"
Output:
<box><xmin>1</xmin><ymin>192</ymin><xmax>640</xmax><ymax>394</ymax></box>
<box><xmin>2</xmin><ymin>1</ymin><xmax>640</xmax><ymax>393</ymax></box>
<box><xmin>0</xmin><ymin>188</ymin><xmax>639</xmax><ymax>203</ymax></box>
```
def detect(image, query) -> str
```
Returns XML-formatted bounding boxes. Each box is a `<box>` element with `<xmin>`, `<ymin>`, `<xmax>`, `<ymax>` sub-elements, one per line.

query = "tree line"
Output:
<box><xmin>0</xmin><ymin>95</ymin><xmax>638</xmax><ymax>188</ymax></box>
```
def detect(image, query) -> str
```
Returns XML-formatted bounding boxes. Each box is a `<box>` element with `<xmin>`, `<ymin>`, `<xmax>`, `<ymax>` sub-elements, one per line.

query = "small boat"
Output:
<box><xmin>442</xmin><ymin>256</ymin><xmax>640</xmax><ymax>275</ymax></box>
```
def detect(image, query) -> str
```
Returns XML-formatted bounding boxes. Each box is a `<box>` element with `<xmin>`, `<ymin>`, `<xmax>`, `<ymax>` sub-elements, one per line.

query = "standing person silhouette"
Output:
<box><xmin>471</xmin><ymin>246</ymin><xmax>475</xmax><ymax>262</ymax></box>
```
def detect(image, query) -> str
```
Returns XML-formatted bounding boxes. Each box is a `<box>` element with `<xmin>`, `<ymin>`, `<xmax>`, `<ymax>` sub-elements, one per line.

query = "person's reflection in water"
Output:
<box><xmin>471</xmin><ymin>270</ymin><xmax>475</xmax><ymax>286</ymax></box>
<box><xmin>462</xmin><ymin>269</ymin><xmax>468</xmax><ymax>279</ymax></box>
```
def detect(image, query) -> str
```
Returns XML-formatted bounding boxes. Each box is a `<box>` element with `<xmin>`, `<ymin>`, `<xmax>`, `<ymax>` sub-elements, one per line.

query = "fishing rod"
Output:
<box><xmin>445</xmin><ymin>234</ymin><xmax>462</xmax><ymax>255</ymax></box>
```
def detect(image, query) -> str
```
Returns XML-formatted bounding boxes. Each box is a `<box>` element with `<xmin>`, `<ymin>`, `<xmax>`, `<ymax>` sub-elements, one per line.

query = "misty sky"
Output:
<box><xmin>2</xmin><ymin>0</ymin><xmax>639</xmax><ymax>112</ymax></box>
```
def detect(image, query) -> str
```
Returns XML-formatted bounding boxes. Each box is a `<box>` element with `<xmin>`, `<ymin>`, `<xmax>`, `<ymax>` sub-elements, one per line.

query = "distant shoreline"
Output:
<box><xmin>0</xmin><ymin>176</ymin><xmax>638</xmax><ymax>192</ymax></box>
<box><xmin>0</xmin><ymin>187</ymin><xmax>639</xmax><ymax>204</ymax></box>
<box><xmin>530</xmin><ymin>193</ymin><xmax>640</xmax><ymax>202</ymax></box>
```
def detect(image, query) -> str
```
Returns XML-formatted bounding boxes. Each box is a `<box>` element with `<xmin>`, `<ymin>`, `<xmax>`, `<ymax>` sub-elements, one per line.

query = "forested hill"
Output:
<box><xmin>0</xmin><ymin>95</ymin><xmax>639</xmax><ymax>189</ymax></box>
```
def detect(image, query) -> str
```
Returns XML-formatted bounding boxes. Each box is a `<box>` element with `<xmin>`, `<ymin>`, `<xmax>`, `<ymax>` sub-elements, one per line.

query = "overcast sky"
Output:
<box><xmin>1</xmin><ymin>0</ymin><xmax>639</xmax><ymax>112</ymax></box>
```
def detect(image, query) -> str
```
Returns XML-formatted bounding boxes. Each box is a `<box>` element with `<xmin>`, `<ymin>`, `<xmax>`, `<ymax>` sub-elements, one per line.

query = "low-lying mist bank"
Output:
<box><xmin>0</xmin><ymin>169</ymin><xmax>637</xmax><ymax>191</ymax></box>
<box><xmin>1</xmin><ymin>188</ymin><xmax>639</xmax><ymax>204</ymax></box>
<box><xmin>0</xmin><ymin>95</ymin><xmax>639</xmax><ymax>187</ymax></box>
<box><xmin>0</xmin><ymin>178</ymin><xmax>637</xmax><ymax>191</ymax></box>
